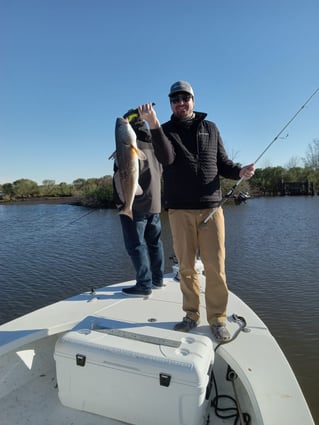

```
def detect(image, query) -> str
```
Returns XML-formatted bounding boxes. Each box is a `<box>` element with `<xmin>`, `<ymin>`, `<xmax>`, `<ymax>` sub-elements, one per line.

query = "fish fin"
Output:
<box><xmin>135</xmin><ymin>184</ymin><xmax>143</xmax><ymax>196</ymax></box>
<box><xmin>108</xmin><ymin>151</ymin><xmax>116</xmax><ymax>160</ymax></box>
<box><xmin>136</xmin><ymin>149</ymin><xmax>147</xmax><ymax>161</ymax></box>
<box><xmin>130</xmin><ymin>145</ymin><xmax>147</xmax><ymax>161</ymax></box>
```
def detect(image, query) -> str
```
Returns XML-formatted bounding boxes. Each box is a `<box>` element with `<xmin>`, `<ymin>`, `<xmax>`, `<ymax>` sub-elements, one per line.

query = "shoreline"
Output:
<box><xmin>0</xmin><ymin>196</ymin><xmax>82</xmax><ymax>206</ymax></box>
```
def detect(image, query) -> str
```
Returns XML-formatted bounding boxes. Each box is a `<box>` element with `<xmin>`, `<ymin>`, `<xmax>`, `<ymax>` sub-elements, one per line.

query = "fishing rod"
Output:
<box><xmin>63</xmin><ymin>208</ymin><xmax>97</xmax><ymax>227</ymax></box>
<box><xmin>199</xmin><ymin>86</ymin><xmax>319</xmax><ymax>228</ymax></box>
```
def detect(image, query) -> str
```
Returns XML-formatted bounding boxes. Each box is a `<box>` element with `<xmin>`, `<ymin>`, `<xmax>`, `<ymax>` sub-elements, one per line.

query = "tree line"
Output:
<box><xmin>250</xmin><ymin>139</ymin><xmax>319</xmax><ymax>196</ymax></box>
<box><xmin>1</xmin><ymin>140</ymin><xmax>318</xmax><ymax>206</ymax></box>
<box><xmin>0</xmin><ymin>176</ymin><xmax>114</xmax><ymax>207</ymax></box>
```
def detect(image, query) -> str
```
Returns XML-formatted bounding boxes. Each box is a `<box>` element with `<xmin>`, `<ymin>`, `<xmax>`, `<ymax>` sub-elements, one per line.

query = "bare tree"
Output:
<box><xmin>303</xmin><ymin>139</ymin><xmax>319</xmax><ymax>169</ymax></box>
<box><xmin>285</xmin><ymin>156</ymin><xmax>301</xmax><ymax>169</ymax></box>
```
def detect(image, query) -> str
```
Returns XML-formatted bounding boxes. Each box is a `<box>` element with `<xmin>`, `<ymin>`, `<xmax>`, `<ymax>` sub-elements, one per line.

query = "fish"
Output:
<box><xmin>111</xmin><ymin>117</ymin><xmax>146</xmax><ymax>219</ymax></box>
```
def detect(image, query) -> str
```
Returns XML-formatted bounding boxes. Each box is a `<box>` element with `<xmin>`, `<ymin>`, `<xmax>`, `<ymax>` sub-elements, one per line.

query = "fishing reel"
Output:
<box><xmin>233</xmin><ymin>191</ymin><xmax>251</xmax><ymax>205</ymax></box>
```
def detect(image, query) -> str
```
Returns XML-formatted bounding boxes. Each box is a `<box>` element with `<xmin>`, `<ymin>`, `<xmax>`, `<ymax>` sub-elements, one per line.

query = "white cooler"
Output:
<box><xmin>54</xmin><ymin>318</ymin><xmax>214</xmax><ymax>425</ymax></box>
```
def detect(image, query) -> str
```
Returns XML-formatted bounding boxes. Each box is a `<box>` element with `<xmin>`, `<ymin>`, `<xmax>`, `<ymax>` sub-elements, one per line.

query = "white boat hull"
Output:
<box><xmin>0</xmin><ymin>273</ymin><xmax>315</xmax><ymax>424</ymax></box>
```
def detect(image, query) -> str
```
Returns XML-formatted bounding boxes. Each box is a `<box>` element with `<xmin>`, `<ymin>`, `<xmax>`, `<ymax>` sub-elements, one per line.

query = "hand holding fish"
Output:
<box><xmin>138</xmin><ymin>103</ymin><xmax>161</xmax><ymax>129</ymax></box>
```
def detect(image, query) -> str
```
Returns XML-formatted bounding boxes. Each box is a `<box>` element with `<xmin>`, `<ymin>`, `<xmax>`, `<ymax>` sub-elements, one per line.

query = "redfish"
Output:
<box><xmin>111</xmin><ymin>117</ymin><xmax>146</xmax><ymax>219</ymax></box>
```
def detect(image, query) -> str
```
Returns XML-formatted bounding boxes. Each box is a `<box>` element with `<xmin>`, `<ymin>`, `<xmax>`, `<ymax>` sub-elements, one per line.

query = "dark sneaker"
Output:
<box><xmin>211</xmin><ymin>323</ymin><xmax>231</xmax><ymax>342</ymax></box>
<box><xmin>152</xmin><ymin>282</ymin><xmax>164</xmax><ymax>289</ymax></box>
<box><xmin>122</xmin><ymin>286</ymin><xmax>152</xmax><ymax>297</ymax></box>
<box><xmin>174</xmin><ymin>316</ymin><xmax>199</xmax><ymax>332</ymax></box>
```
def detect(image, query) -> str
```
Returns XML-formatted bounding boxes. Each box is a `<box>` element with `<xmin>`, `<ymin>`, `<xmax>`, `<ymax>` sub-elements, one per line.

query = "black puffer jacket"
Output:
<box><xmin>150</xmin><ymin>112</ymin><xmax>241</xmax><ymax>209</ymax></box>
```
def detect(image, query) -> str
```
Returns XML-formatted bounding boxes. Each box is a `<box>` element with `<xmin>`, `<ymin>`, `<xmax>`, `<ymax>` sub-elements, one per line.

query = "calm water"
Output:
<box><xmin>0</xmin><ymin>197</ymin><xmax>318</xmax><ymax>422</ymax></box>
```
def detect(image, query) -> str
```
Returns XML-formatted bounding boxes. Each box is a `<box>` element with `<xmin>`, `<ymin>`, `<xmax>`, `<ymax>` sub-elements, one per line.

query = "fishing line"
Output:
<box><xmin>62</xmin><ymin>208</ymin><xmax>97</xmax><ymax>227</ymax></box>
<box><xmin>42</xmin><ymin>207</ymin><xmax>98</xmax><ymax>236</ymax></box>
<box><xmin>253</xmin><ymin>86</ymin><xmax>319</xmax><ymax>164</ymax></box>
<box><xmin>199</xmin><ymin>86</ymin><xmax>319</xmax><ymax>227</ymax></box>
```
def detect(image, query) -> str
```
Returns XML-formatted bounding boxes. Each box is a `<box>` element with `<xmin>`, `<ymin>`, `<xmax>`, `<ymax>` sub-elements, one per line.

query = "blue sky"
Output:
<box><xmin>1</xmin><ymin>0</ymin><xmax>318</xmax><ymax>184</ymax></box>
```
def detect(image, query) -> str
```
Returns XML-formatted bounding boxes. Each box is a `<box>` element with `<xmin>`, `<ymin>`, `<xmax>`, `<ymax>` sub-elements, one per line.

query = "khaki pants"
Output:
<box><xmin>168</xmin><ymin>208</ymin><xmax>228</xmax><ymax>325</ymax></box>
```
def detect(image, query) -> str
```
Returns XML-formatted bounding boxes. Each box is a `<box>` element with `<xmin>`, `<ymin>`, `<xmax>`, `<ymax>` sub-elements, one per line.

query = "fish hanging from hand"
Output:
<box><xmin>109</xmin><ymin>117</ymin><xmax>146</xmax><ymax>219</ymax></box>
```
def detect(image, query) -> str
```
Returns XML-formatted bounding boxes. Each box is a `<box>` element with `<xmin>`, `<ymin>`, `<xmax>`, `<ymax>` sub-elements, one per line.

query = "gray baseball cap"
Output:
<box><xmin>169</xmin><ymin>81</ymin><xmax>194</xmax><ymax>97</ymax></box>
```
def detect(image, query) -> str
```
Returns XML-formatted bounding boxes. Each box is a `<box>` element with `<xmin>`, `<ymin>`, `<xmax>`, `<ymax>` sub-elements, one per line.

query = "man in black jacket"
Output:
<box><xmin>138</xmin><ymin>81</ymin><xmax>254</xmax><ymax>341</ymax></box>
<box><xmin>113</xmin><ymin>111</ymin><xmax>164</xmax><ymax>297</ymax></box>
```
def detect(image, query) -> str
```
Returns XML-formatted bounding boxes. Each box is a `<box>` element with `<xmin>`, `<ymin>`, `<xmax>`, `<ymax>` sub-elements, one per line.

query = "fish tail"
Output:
<box><xmin>119</xmin><ymin>209</ymin><xmax>133</xmax><ymax>220</ymax></box>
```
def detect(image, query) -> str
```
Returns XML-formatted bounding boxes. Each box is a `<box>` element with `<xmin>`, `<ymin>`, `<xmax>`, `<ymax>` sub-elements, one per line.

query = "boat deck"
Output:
<box><xmin>0</xmin><ymin>274</ymin><xmax>266</xmax><ymax>354</ymax></box>
<box><xmin>0</xmin><ymin>275</ymin><xmax>315</xmax><ymax>425</ymax></box>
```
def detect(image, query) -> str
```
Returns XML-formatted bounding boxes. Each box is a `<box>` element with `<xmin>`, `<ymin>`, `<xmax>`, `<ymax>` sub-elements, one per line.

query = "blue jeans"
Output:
<box><xmin>120</xmin><ymin>212</ymin><xmax>164</xmax><ymax>290</ymax></box>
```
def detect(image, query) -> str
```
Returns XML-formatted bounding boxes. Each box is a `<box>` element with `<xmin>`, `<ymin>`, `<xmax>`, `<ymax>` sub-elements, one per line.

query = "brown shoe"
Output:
<box><xmin>174</xmin><ymin>316</ymin><xmax>199</xmax><ymax>332</ymax></box>
<box><xmin>211</xmin><ymin>323</ymin><xmax>231</xmax><ymax>342</ymax></box>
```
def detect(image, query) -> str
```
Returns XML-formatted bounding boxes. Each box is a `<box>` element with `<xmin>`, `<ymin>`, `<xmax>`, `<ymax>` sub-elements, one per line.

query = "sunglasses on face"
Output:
<box><xmin>170</xmin><ymin>94</ymin><xmax>193</xmax><ymax>104</ymax></box>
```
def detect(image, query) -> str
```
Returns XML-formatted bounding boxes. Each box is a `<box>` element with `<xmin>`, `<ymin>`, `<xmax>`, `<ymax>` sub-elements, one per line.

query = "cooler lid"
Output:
<box><xmin>55</xmin><ymin>323</ymin><xmax>214</xmax><ymax>387</ymax></box>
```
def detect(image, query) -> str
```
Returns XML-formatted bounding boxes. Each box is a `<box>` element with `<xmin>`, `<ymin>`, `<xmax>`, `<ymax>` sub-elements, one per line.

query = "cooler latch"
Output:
<box><xmin>159</xmin><ymin>373</ymin><xmax>171</xmax><ymax>387</ymax></box>
<box><xmin>76</xmin><ymin>353</ymin><xmax>86</xmax><ymax>367</ymax></box>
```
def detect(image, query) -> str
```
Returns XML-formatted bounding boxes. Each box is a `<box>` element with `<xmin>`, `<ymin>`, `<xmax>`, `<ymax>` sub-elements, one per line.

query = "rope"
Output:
<box><xmin>209</xmin><ymin>315</ymin><xmax>251</xmax><ymax>424</ymax></box>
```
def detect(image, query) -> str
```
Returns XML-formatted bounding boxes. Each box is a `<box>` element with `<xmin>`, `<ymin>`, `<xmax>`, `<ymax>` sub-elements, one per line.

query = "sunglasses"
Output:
<box><xmin>170</xmin><ymin>94</ymin><xmax>193</xmax><ymax>104</ymax></box>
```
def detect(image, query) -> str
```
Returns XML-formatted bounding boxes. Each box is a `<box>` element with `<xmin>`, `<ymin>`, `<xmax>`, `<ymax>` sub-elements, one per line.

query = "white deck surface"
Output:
<box><xmin>0</xmin><ymin>274</ymin><xmax>315</xmax><ymax>425</ymax></box>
